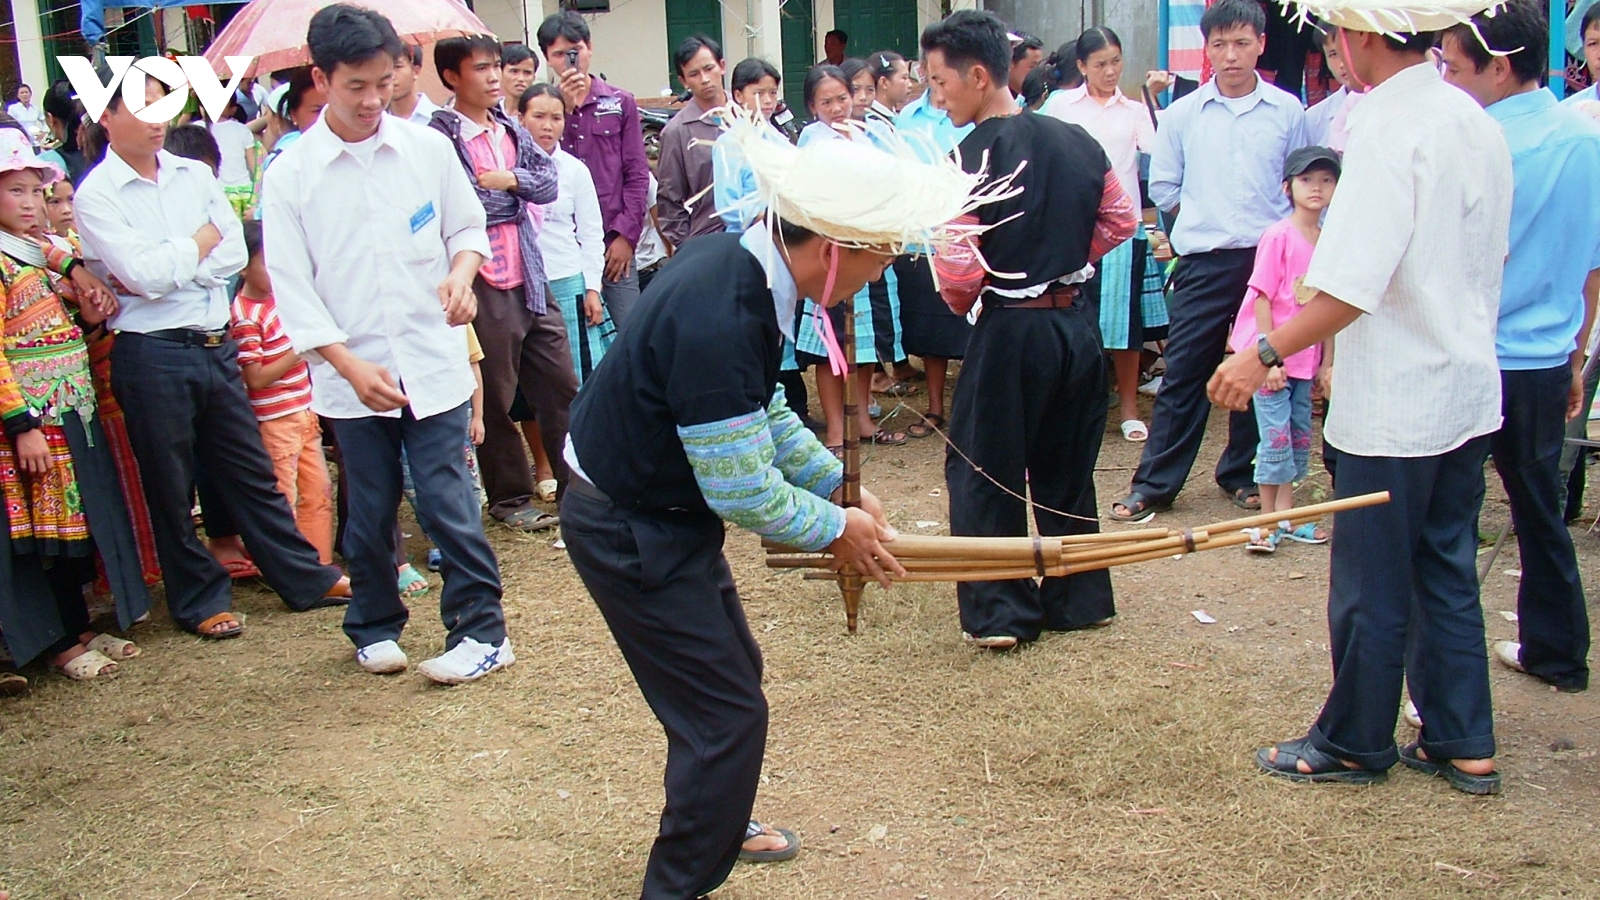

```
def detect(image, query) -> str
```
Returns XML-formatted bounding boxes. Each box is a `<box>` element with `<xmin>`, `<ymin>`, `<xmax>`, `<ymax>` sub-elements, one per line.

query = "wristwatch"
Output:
<box><xmin>1256</xmin><ymin>333</ymin><xmax>1284</xmax><ymax>368</ymax></box>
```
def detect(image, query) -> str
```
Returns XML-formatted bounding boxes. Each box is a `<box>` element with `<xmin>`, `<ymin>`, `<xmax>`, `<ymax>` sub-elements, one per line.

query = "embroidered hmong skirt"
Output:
<box><xmin>794</xmin><ymin>265</ymin><xmax>903</xmax><ymax>367</ymax></box>
<box><xmin>1093</xmin><ymin>225</ymin><xmax>1170</xmax><ymax>351</ymax></box>
<box><xmin>549</xmin><ymin>273</ymin><xmax>617</xmax><ymax>385</ymax></box>
<box><xmin>896</xmin><ymin>255</ymin><xmax>971</xmax><ymax>359</ymax></box>
<box><xmin>86</xmin><ymin>332</ymin><xmax>160</xmax><ymax>585</ymax></box>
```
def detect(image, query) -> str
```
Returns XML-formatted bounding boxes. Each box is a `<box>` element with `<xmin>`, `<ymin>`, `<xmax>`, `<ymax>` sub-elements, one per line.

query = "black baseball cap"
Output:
<box><xmin>1283</xmin><ymin>145</ymin><xmax>1341</xmax><ymax>180</ymax></box>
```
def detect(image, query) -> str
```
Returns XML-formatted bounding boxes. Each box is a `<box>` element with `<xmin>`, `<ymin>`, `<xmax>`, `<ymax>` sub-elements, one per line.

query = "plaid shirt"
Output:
<box><xmin>430</xmin><ymin>106</ymin><xmax>559</xmax><ymax>310</ymax></box>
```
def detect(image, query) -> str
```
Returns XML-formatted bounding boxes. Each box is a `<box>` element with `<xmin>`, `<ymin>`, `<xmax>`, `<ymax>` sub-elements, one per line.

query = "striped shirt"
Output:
<box><xmin>230</xmin><ymin>292</ymin><xmax>313</xmax><ymax>421</ymax></box>
<box><xmin>454</xmin><ymin>111</ymin><xmax>524</xmax><ymax>290</ymax></box>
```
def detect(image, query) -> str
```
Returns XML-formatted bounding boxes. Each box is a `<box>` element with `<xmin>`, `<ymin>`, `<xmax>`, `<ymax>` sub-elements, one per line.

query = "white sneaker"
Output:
<box><xmin>963</xmin><ymin>633</ymin><xmax>1019</xmax><ymax>651</ymax></box>
<box><xmin>356</xmin><ymin>640</ymin><xmax>408</xmax><ymax>674</ymax></box>
<box><xmin>1493</xmin><ymin>640</ymin><xmax>1526</xmax><ymax>673</ymax></box>
<box><xmin>1402</xmin><ymin>699</ymin><xmax>1423</xmax><ymax>730</ymax></box>
<box><xmin>416</xmin><ymin>637</ymin><xmax>515</xmax><ymax>685</ymax></box>
<box><xmin>1138</xmin><ymin>376</ymin><xmax>1163</xmax><ymax>396</ymax></box>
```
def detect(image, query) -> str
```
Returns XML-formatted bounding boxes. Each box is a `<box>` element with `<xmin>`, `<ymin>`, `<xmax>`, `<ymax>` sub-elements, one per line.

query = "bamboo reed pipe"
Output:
<box><xmin>839</xmin><ymin>294</ymin><xmax>864</xmax><ymax>634</ymax></box>
<box><xmin>1192</xmin><ymin>492</ymin><xmax>1388</xmax><ymax>537</ymax></box>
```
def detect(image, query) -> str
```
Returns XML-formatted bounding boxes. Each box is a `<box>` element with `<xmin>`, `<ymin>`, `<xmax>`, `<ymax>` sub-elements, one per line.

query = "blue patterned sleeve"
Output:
<box><xmin>678</xmin><ymin>407</ymin><xmax>847</xmax><ymax>552</ymax></box>
<box><xmin>766</xmin><ymin>384</ymin><xmax>843</xmax><ymax>499</ymax></box>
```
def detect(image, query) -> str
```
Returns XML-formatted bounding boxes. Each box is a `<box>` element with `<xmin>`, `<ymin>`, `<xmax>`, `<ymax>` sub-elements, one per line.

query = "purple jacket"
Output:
<box><xmin>559</xmin><ymin>77</ymin><xmax>650</xmax><ymax>249</ymax></box>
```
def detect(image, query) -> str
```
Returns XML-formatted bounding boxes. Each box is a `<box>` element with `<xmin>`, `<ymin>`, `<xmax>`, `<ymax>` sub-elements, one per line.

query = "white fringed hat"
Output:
<box><xmin>1280</xmin><ymin>0</ymin><xmax>1508</xmax><ymax>36</ymax></box>
<box><xmin>714</xmin><ymin>105</ymin><xmax>1017</xmax><ymax>257</ymax></box>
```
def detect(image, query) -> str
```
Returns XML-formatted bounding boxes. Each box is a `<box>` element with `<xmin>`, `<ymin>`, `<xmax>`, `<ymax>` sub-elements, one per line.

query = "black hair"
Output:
<box><xmin>537</xmin><ymin>11</ymin><xmax>591</xmax><ymax>54</ymax></box>
<box><xmin>81</xmin><ymin>122</ymin><xmax>107</xmax><ymax>170</ymax></box>
<box><xmin>803</xmin><ymin>64</ymin><xmax>849</xmax><ymax>110</ymax></box>
<box><xmin>776</xmin><ymin>216</ymin><xmax>817</xmax><ymax>244</ymax></box>
<box><xmin>1444</xmin><ymin>0</ymin><xmax>1547</xmax><ymax>84</ymax></box>
<box><xmin>840</xmin><ymin>57</ymin><xmax>872</xmax><ymax>88</ymax></box>
<box><xmin>518</xmin><ymin>82</ymin><xmax>564</xmax><ymax>114</ymax></box>
<box><xmin>825</xmin><ymin>29</ymin><xmax>849</xmax><ymax>46</ymax></box>
<box><xmin>502</xmin><ymin>43</ymin><xmax>539</xmax><ymax>69</ymax></box>
<box><xmin>1074</xmin><ymin>26</ymin><xmax>1123</xmax><ymax>64</ymax></box>
<box><xmin>919</xmin><ymin>9</ymin><xmax>1011</xmax><ymax>88</ymax></box>
<box><xmin>276</xmin><ymin>67</ymin><xmax>317</xmax><ymax>121</ymax></box>
<box><xmin>241</xmin><ymin>218</ymin><xmax>264</xmax><ymax>261</ymax></box>
<box><xmin>1586</xmin><ymin>2</ymin><xmax>1600</xmax><ymax>38</ymax></box>
<box><xmin>673</xmin><ymin>33</ymin><xmax>724</xmax><ymax>76</ymax></box>
<box><xmin>163</xmin><ymin>123</ymin><xmax>222</xmax><ymax>176</ymax></box>
<box><xmin>868</xmin><ymin>50</ymin><xmax>904</xmax><ymax>83</ymax></box>
<box><xmin>0</xmin><ymin>112</ymin><xmax>27</xmax><ymax>138</ymax></box>
<box><xmin>1199</xmin><ymin>0</ymin><xmax>1267</xmax><ymax>39</ymax></box>
<box><xmin>731</xmin><ymin>57</ymin><xmax>781</xmax><ymax>92</ymax></box>
<box><xmin>307</xmin><ymin>4</ymin><xmax>403</xmax><ymax>76</ymax></box>
<box><xmin>14</xmin><ymin>84</ymin><xmax>30</xmax><ymax>98</ymax></box>
<box><xmin>1019</xmin><ymin>66</ymin><xmax>1051</xmax><ymax>107</ymax></box>
<box><xmin>434</xmin><ymin>34</ymin><xmax>504</xmax><ymax>86</ymax></box>
<box><xmin>43</xmin><ymin>81</ymin><xmax>82</xmax><ymax>152</ymax></box>
<box><xmin>397</xmin><ymin>43</ymin><xmax>423</xmax><ymax>68</ymax></box>
<box><xmin>1381</xmin><ymin>31</ymin><xmax>1436</xmax><ymax>52</ymax></box>
<box><xmin>1310</xmin><ymin>19</ymin><xmax>1338</xmax><ymax>47</ymax></box>
<box><xmin>1041</xmin><ymin>41</ymin><xmax>1082</xmax><ymax>91</ymax></box>
<box><xmin>1011</xmin><ymin>32</ymin><xmax>1044</xmax><ymax>63</ymax></box>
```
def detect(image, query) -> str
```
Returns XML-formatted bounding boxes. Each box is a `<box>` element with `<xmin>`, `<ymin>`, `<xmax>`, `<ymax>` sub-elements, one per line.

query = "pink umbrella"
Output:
<box><xmin>204</xmin><ymin>0</ymin><xmax>491</xmax><ymax>76</ymax></box>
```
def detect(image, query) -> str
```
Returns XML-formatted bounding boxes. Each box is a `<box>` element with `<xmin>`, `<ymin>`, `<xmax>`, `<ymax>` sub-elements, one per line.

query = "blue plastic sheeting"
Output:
<box><xmin>82</xmin><ymin>0</ymin><xmax>248</xmax><ymax>45</ymax></box>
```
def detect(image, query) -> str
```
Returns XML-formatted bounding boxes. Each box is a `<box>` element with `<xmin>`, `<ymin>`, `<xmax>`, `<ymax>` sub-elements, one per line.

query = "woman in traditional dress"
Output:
<box><xmin>795</xmin><ymin>66</ymin><xmax>908</xmax><ymax>449</ymax></box>
<box><xmin>0</xmin><ymin>131</ymin><xmax>151</xmax><ymax>682</ymax></box>
<box><xmin>1041</xmin><ymin>27</ymin><xmax>1170</xmax><ymax>442</ymax></box>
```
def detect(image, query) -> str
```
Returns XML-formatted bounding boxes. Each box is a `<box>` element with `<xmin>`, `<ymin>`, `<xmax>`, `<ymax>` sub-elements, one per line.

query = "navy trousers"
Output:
<box><xmin>1129</xmin><ymin>248</ymin><xmax>1260</xmax><ymax>504</ymax></box>
<box><xmin>1310</xmin><ymin>436</ymin><xmax>1496</xmax><ymax>769</ymax></box>
<box><xmin>111</xmin><ymin>333</ymin><xmax>340</xmax><ymax>630</ymax></box>
<box><xmin>330</xmin><ymin>403</ymin><xmax>505</xmax><ymax>650</ymax></box>
<box><xmin>1492</xmin><ymin>367</ymin><xmax>1589</xmax><ymax>691</ymax></box>
<box><xmin>946</xmin><ymin>301</ymin><xmax>1115</xmax><ymax>641</ymax></box>
<box><xmin>561</xmin><ymin>486</ymin><xmax>765</xmax><ymax>900</ymax></box>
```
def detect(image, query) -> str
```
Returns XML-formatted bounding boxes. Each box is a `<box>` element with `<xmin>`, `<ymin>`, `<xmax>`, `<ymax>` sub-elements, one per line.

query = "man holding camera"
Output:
<box><xmin>537</xmin><ymin>11</ymin><xmax>651</xmax><ymax>329</ymax></box>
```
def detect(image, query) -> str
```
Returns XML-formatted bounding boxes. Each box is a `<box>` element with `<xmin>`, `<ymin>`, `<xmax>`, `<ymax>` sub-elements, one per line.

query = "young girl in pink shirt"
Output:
<box><xmin>1228</xmin><ymin>147</ymin><xmax>1340</xmax><ymax>553</ymax></box>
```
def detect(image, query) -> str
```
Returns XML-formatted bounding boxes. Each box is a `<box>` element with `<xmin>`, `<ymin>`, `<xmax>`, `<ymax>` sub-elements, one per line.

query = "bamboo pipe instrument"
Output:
<box><xmin>780</xmin><ymin>492</ymin><xmax>1390</xmax><ymax>591</ymax></box>
<box><xmin>838</xmin><ymin>294</ymin><xmax>864</xmax><ymax>634</ymax></box>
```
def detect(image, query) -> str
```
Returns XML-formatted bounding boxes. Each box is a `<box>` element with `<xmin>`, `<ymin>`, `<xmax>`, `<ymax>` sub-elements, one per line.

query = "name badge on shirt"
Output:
<box><xmin>410</xmin><ymin>201</ymin><xmax>436</xmax><ymax>234</ymax></box>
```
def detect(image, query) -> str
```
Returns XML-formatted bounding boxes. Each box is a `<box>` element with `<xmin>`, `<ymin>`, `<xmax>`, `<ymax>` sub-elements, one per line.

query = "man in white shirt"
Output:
<box><xmin>387</xmin><ymin>43</ymin><xmax>440</xmax><ymax>126</ymax></box>
<box><xmin>1110</xmin><ymin>0</ymin><xmax>1308</xmax><ymax>523</ymax></box>
<box><xmin>1210</xmin><ymin>3</ymin><xmax>1513</xmax><ymax>794</ymax></box>
<box><xmin>265</xmin><ymin>5</ymin><xmax>513</xmax><ymax>684</ymax></box>
<box><xmin>76</xmin><ymin>70</ymin><xmax>348</xmax><ymax>641</ymax></box>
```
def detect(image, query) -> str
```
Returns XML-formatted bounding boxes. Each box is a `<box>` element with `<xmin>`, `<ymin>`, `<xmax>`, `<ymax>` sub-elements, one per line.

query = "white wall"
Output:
<box><xmin>11</xmin><ymin>0</ymin><xmax>48</xmax><ymax>97</ymax></box>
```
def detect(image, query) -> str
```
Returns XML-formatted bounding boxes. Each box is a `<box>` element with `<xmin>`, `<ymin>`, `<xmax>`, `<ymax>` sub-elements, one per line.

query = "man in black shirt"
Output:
<box><xmin>926</xmin><ymin>9</ymin><xmax>1139</xmax><ymax>650</ymax></box>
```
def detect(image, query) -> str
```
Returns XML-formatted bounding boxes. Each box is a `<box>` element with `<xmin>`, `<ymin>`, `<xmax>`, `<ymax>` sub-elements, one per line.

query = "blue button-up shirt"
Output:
<box><xmin>1147</xmin><ymin>76</ymin><xmax>1307</xmax><ymax>256</ymax></box>
<box><xmin>1488</xmin><ymin>88</ymin><xmax>1600</xmax><ymax>370</ymax></box>
<box><xmin>894</xmin><ymin>92</ymin><xmax>974</xmax><ymax>158</ymax></box>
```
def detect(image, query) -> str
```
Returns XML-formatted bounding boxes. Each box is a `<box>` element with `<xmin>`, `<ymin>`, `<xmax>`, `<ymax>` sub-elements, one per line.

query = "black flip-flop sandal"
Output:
<box><xmin>1399</xmin><ymin>742</ymin><xmax>1501</xmax><ymax>795</ymax></box>
<box><xmin>864</xmin><ymin>429</ymin><xmax>909</xmax><ymax>446</ymax></box>
<box><xmin>1255</xmin><ymin>737</ymin><xmax>1387</xmax><ymax>785</ymax></box>
<box><xmin>1108</xmin><ymin>491</ymin><xmax>1168</xmax><ymax>524</ymax></box>
<box><xmin>1224</xmin><ymin>486</ymin><xmax>1262</xmax><ymax>511</ymax></box>
<box><xmin>907</xmin><ymin>413</ymin><xmax>946</xmax><ymax>439</ymax></box>
<box><xmin>739</xmin><ymin>821</ymin><xmax>801</xmax><ymax>862</ymax></box>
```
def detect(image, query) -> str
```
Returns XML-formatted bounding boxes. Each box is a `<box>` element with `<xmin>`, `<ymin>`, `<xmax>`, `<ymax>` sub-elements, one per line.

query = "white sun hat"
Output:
<box><xmin>1281</xmin><ymin>0</ymin><xmax>1509</xmax><ymax>37</ymax></box>
<box><xmin>713</xmin><ymin>104</ymin><xmax>1018</xmax><ymax>258</ymax></box>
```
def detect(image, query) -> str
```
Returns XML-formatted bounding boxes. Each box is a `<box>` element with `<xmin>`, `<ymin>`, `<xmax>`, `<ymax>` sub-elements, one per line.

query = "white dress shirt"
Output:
<box><xmin>262</xmin><ymin>114</ymin><xmax>491</xmax><ymax>420</ymax></box>
<box><xmin>1040</xmin><ymin>86</ymin><xmax>1155</xmax><ymax>208</ymax></box>
<box><xmin>406</xmin><ymin>93</ymin><xmax>441</xmax><ymax>126</ymax></box>
<box><xmin>209</xmin><ymin>118</ymin><xmax>256</xmax><ymax>188</ymax></box>
<box><xmin>1304</xmin><ymin>63</ymin><xmax>1511</xmax><ymax>458</ymax></box>
<box><xmin>6</xmin><ymin>101</ymin><xmax>44</xmax><ymax>129</ymax></box>
<box><xmin>539</xmin><ymin>146</ymin><xmax>606</xmax><ymax>291</ymax></box>
<box><xmin>1147</xmin><ymin>75</ymin><xmax>1307</xmax><ymax>256</ymax></box>
<box><xmin>1304</xmin><ymin>86</ymin><xmax>1347</xmax><ymax>146</ymax></box>
<box><xmin>77</xmin><ymin>148</ymin><xmax>247</xmax><ymax>333</ymax></box>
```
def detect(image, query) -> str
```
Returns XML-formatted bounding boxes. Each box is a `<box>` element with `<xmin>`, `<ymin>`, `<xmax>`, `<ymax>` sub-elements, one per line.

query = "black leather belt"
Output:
<box><xmin>140</xmin><ymin>328</ymin><xmax>230</xmax><ymax>348</ymax></box>
<box><xmin>1005</xmin><ymin>285</ymin><xmax>1082</xmax><ymax>309</ymax></box>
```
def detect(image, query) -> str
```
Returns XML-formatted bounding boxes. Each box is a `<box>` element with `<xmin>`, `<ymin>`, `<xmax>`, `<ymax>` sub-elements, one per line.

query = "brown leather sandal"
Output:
<box><xmin>195</xmin><ymin>612</ymin><xmax>243</xmax><ymax>640</ymax></box>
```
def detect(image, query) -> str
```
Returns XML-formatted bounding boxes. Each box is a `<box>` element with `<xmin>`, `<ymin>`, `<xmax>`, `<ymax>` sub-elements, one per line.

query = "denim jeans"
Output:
<box><xmin>1252</xmin><ymin>377</ymin><xmax>1313</xmax><ymax>486</ymax></box>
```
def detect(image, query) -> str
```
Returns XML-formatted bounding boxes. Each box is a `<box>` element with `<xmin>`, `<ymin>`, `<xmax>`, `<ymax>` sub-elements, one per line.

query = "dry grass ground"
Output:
<box><xmin>3</xmin><ymin>397</ymin><xmax>1598</xmax><ymax>899</ymax></box>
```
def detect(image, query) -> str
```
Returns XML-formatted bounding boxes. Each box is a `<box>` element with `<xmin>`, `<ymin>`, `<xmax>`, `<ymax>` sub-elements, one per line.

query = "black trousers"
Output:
<box><xmin>111</xmin><ymin>333</ymin><xmax>341</xmax><ymax>630</ymax></box>
<box><xmin>331</xmin><ymin>403</ymin><xmax>505</xmax><ymax>650</ymax></box>
<box><xmin>1311</xmin><ymin>437</ymin><xmax>1496</xmax><ymax>769</ymax></box>
<box><xmin>946</xmin><ymin>301</ymin><xmax>1115</xmax><ymax>641</ymax></box>
<box><xmin>1491</xmin><ymin>367</ymin><xmax>1590</xmax><ymax>691</ymax></box>
<box><xmin>1130</xmin><ymin>248</ymin><xmax>1260</xmax><ymax>504</ymax></box>
<box><xmin>561</xmin><ymin>486</ymin><xmax>765</xmax><ymax>900</ymax></box>
<box><xmin>474</xmin><ymin>278</ymin><xmax>578</xmax><ymax>520</ymax></box>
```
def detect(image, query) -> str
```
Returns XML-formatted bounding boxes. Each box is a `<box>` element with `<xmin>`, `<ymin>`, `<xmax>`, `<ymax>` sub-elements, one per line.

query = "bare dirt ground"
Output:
<box><xmin>3</xmin><ymin>385</ymin><xmax>1598</xmax><ymax>899</ymax></box>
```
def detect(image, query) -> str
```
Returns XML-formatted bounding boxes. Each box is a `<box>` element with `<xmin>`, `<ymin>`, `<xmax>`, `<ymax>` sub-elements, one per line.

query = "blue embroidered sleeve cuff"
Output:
<box><xmin>678</xmin><ymin>407</ymin><xmax>847</xmax><ymax>552</ymax></box>
<box><xmin>765</xmin><ymin>384</ymin><xmax>844</xmax><ymax>499</ymax></box>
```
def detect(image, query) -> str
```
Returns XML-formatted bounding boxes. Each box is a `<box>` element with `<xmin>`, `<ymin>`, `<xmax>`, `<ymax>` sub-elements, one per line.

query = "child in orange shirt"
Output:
<box><xmin>229</xmin><ymin>220</ymin><xmax>335</xmax><ymax>564</ymax></box>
